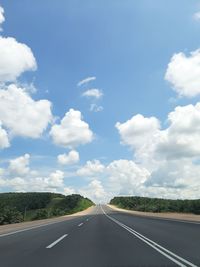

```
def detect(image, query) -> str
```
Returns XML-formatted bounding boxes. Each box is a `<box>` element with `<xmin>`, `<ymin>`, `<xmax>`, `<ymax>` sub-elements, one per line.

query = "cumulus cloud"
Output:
<box><xmin>156</xmin><ymin>103</ymin><xmax>200</xmax><ymax>159</ymax></box>
<box><xmin>165</xmin><ymin>49</ymin><xmax>200</xmax><ymax>97</ymax></box>
<box><xmin>116</xmin><ymin>114</ymin><xmax>160</xmax><ymax>149</ymax></box>
<box><xmin>0</xmin><ymin>6</ymin><xmax>5</xmax><ymax>31</ymax></box>
<box><xmin>77</xmin><ymin>160</ymin><xmax>105</xmax><ymax>177</ymax></box>
<box><xmin>9</xmin><ymin>154</ymin><xmax>30</xmax><ymax>176</ymax></box>
<box><xmin>77</xmin><ymin>76</ymin><xmax>96</xmax><ymax>87</ymax></box>
<box><xmin>50</xmin><ymin>109</ymin><xmax>93</xmax><ymax>148</ymax></box>
<box><xmin>115</xmin><ymin>104</ymin><xmax>200</xmax><ymax>199</ymax></box>
<box><xmin>116</xmin><ymin>104</ymin><xmax>200</xmax><ymax>161</ymax></box>
<box><xmin>0</xmin><ymin>37</ymin><xmax>37</xmax><ymax>82</ymax></box>
<box><xmin>75</xmin><ymin>159</ymin><xmax>151</xmax><ymax>201</ymax></box>
<box><xmin>116</xmin><ymin>114</ymin><xmax>161</xmax><ymax>165</ymax></box>
<box><xmin>79</xmin><ymin>179</ymin><xmax>107</xmax><ymax>203</ymax></box>
<box><xmin>82</xmin><ymin>89</ymin><xmax>103</xmax><ymax>99</ymax></box>
<box><xmin>45</xmin><ymin>170</ymin><xmax>64</xmax><ymax>189</ymax></box>
<box><xmin>107</xmin><ymin>159</ymin><xmax>150</xmax><ymax>196</ymax></box>
<box><xmin>0</xmin><ymin>168</ymin><xmax>4</xmax><ymax>176</ymax></box>
<box><xmin>0</xmin><ymin>122</ymin><xmax>9</xmax><ymax>149</ymax></box>
<box><xmin>193</xmin><ymin>12</ymin><xmax>200</xmax><ymax>21</ymax></box>
<box><xmin>90</xmin><ymin>104</ymin><xmax>103</xmax><ymax>112</ymax></box>
<box><xmin>145</xmin><ymin>158</ymin><xmax>200</xmax><ymax>199</ymax></box>
<box><xmin>0</xmin><ymin>168</ymin><xmax>65</xmax><ymax>192</ymax></box>
<box><xmin>57</xmin><ymin>150</ymin><xmax>79</xmax><ymax>165</ymax></box>
<box><xmin>64</xmin><ymin>187</ymin><xmax>76</xmax><ymax>195</ymax></box>
<box><xmin>0</xmin><ymin>84</ymin><xmax>52</xmax><ymax>138</ymax></box>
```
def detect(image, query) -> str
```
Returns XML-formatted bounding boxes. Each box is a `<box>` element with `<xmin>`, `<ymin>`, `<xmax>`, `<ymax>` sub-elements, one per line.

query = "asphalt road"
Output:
<box><xmin>0</xmin><ymin>205</ymin><xmax>199</xmax><ymax>267</ymax></box>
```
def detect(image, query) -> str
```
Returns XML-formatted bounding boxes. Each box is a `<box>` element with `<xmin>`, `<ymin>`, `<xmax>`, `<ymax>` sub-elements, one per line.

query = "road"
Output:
<box><xmin>0</xmin><ymin>205</ymin><xmax>199</xmax><ymax>267</ymax></box>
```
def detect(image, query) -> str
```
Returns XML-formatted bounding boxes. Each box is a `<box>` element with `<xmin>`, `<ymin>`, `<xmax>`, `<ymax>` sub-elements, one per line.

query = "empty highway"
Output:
<box><xmin>0</xmin><ymin>205</ymin><xmax>199</xmax><ymax>267</ymax></box>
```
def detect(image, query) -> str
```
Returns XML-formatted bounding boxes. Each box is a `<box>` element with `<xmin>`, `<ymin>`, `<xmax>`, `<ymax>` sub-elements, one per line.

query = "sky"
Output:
<box><xmin>1</xmin><ymin>1</ymin><xmax>200</xmax><ymax>203</ymax></box>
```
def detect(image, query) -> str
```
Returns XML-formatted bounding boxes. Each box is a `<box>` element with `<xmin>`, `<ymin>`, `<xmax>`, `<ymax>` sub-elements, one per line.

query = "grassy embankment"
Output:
<box><xmin>110</xmin><ymin>196</ymin><xmax>200</xmax><ymax>214</ymax></box>
<box><xmin>0</xmin><ymin>192</ymin><xmax>94</xmax><ymax>225</ymax></box>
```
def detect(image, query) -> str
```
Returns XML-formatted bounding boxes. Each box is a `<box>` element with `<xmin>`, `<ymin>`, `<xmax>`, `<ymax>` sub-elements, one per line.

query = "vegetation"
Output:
<box><xmin>0</xmin><ymin>192</ymin><xmax>93</xmax><ymax>225</ymax></box>
<box><xmin>110</xmin><ymin>196</ymin><xmax>200</xmax><ymax>214</ymax></box>
<box><xmin>0</xmin><ymin>206</ymin><xmax>23</xmax><ymax>225</ymax></box>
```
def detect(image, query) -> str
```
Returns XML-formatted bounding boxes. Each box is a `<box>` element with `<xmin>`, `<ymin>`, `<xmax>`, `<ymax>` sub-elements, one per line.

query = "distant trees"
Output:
<box><xmin>0</xmin><ymin>192</ymin><xmax>94</xmax><ymax>225</ymax></box>
<box><xmin>110</xmin><ymin>196</ymin><xmax>200</xmax><ymax>214</ymax></box>
<box><xmin>0</xmin><ymin>192</ymin><xmax>64</xmax><ymax>213</ymax></box>
<box><xmin>0</xmin><ymin>205</ymin><xmax>23</xmax><ymax>225</ymax></box>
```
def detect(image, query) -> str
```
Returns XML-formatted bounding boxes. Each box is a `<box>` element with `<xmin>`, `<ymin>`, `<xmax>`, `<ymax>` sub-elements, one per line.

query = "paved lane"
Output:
<box><xmin>0</xmin><ymin>205</ymin><xmax>199</xmax><ymax>267</ymax></box>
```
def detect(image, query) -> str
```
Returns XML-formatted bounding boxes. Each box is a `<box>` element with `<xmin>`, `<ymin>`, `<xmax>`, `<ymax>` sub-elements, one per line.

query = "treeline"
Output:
<box><xmin>110</xmin><ymin>196</ymin><xmax>200</xmax><ymax>214</ymax></box>
<box><xmin>0</xmin><ymin>192</ymin><xmax>93</xmax><ymax>225</ymax></box>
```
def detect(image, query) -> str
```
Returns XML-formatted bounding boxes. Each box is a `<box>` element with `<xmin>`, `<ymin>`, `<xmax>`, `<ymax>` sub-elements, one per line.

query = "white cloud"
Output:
<box><xmin>0</xmin><ymin>36</ymin><xmax>37</xmax><ymax>82</ymax></box>
<box><xmin>0</xmin><ymin>169</ymin><xmax>65</xmax><ymax>192</ymax></box>
<box><xmin>77</xmin><ymin>76</ymin><xmax>96</xmax><ymax>87</ymax></box>
<box><xmin>57</xmin><ymin>150</ymin><xmax>79</xmax><ymax>165</ymax></box>
<box><xmin>79</xmin><ymin>179</ymin><xmax>107</xmax><ymax>203</ymax></box>
<box><xmin>116</xmin><ymin>104</ymin><xmax>200</xmax><ymax>162</ymax></box>
<box><xmin>193</xmin><ymin>11</ymin><xmax>200</xmax><ymax>21</ymax></box>
<box><xmin>50</xmin><ymin>109</ymin><xmax>93</xmax><ymax>148</ymax></box>
<box><xmin>45</xmin><ymin>170</ymin><xmax>64</xmax><ymax>189</ymax></box>
<box><xmin>0</xmin><ymin>168</ymin><xmax>4</xmax><ymax>176</ymax></box>
<box><xmin>82</xmin><ymin>89</ymin><xmax>103</xmax><ymax>99</ymax></box>
<box><xmin>90</xmin><ymin>104</ymin><xmax>103</xmax><ymax>112</ymax></box>
<box><xmin>9</xmin><ymin>154</ymin><xmax>30</xmax><ymax>176</ymax></box>
<box><xmin>115</xmin><ymin>104</ymin><xmax>200</xmax><ymax>199</ymax></box>
<box><xmin>77</xmin><ymin>160</ymin><xmax>105</xmax><ymax>177</ymax></box>
<box><xmin>0</xmin><ymin>122</ymin><xmax>9</xmax><ymax>149</ymax></box>
<box><xmin>116</xmin><ymin>114</ymin><xmax>161</xmax><ymax>166</ymax></box>
<box><xmin>0</xmin><ymin>84</ymin><xmax>52</xmax><ymax>138</ymax></box>
<box><xmin>145</xmin><ymin>159</ymin><xmax>200</xmax><ymax>199</ymax></box>
<box><xmin>165</xmin><ymin>49</ymin><xmax>200</xmax><ymax>97</ymax></box>
<box><xmin>116</xmin><ymin>114</ymin><xmax>160</xmax><ymax>149</ymax></box>
<box><xmin>8</xmin><ymin>177</ymin><xmax>27</xmax><ymax>191</ymax></box>
<box><xmin>64</xmin><ymin>187</ymin><xmax>76</xmax><ymax>195</ymax></box>
<box><xmin>107</xmin><ymin>159</ymin><xmax>150</xmax><ymax>196</ymax></box>
<box><xmin>0</xmin><ymin>6</ymin><xmax>5</xmax><ymax>31</ymax></box>
<box><xmin>156</xmin><ymin>103</ymin><xmax>200</xmax><ymax>159</ymax></box>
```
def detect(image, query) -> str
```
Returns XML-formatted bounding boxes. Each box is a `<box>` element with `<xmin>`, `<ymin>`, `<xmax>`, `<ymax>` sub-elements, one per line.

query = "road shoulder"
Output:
<box><xmin>107</xmin><ymin>204</ymin><xmax>200</xmax><ymax>223</ymax></box>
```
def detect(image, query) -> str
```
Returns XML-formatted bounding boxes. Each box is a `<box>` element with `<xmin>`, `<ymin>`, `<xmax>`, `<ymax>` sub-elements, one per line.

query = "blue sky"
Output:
<box><xmin>1</xmin><ymin>1</ymin><xmax>200</xmax><ymax>202</ymax></box>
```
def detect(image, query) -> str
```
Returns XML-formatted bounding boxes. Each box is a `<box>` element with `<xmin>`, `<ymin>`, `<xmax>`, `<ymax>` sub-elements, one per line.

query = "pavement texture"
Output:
<box><xmin>0</xmin><ymin>205</ymin><xmax>199</xmax><ymax>267</ymax></box>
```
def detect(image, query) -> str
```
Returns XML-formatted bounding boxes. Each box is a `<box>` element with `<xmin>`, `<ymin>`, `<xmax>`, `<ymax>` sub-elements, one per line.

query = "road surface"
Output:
<box><xmin>0</xmin><ymin>205</ymin><xmax>199</xmax><ymax>267</ymax></box>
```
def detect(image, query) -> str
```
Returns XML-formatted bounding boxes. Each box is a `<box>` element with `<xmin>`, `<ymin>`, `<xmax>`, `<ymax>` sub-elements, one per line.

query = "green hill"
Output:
<box><xmin>0</xmin><ymin>192</ymin><xmax>94</xmax><ymax>225</ymax></box>
<box><xmin>110</xmin><ymin>196</ymin><xmax>200</xmax><ymax>214</ymax></box>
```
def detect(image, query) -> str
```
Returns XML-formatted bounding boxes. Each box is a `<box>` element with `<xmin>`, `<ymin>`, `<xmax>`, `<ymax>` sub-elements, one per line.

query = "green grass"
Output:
<box><xmin>70</xmin><ymin>198</ymin><xmax>94</xmax><ymax>214</ymax></box>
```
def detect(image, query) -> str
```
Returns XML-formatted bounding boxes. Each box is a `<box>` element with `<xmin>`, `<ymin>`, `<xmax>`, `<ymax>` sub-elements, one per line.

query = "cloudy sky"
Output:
<box><xmin>1</xmin><ymin>1</ymin><xmax>200</xmax><ymax>203</ymax></box>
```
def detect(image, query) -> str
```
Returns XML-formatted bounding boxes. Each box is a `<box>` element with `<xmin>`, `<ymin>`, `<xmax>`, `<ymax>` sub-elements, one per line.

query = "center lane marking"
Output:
<box><xmin>46</xmin><ymin>234</ymin><xmax>68</xmax><ymax>249</ymax></box>
<box><xmin>78</xmin><ymin>223</ymin><xmax>84</xmax><ymax>227</ymax></box>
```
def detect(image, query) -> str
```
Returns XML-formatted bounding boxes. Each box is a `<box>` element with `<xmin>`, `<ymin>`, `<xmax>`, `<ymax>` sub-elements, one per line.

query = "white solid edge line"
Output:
<box><xmin>101</xmin><ymin>206</ymin><xmax>197</xmax><ymax>267</ymax></box>
<box><xmin>142</xmin><ymin>216</ymin><xmax>200</xmax><ymax>225</ymax></box>
<box><xmin>78</xmin><ymin>223</ymin><xmax>83</xmax><ymax>227</ymax></box>
<box><xmin>110</xmin><ymin>216</ymin><xmax>196</xmax><ymax>267</ymax></box>
<box><xmin>0</xmin><ymin>221</ymin><xmax>65</xmax><ymax>238</ymax></box>
<box><xmin>46</xmin><ymin>234</ymin><xmax>68</xmax><ymax>249</ymax></box>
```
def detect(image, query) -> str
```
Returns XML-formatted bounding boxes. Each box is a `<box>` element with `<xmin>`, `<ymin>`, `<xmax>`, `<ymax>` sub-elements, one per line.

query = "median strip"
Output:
<box><xmin>101</xmin><ymin>206</ymin><xmax>197</xmax><ymax>267</ymax></box>
<box><xmin>46</xmin><ymin>234</ymin><xmax>68</xmax><ymax>249</ymax></box>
